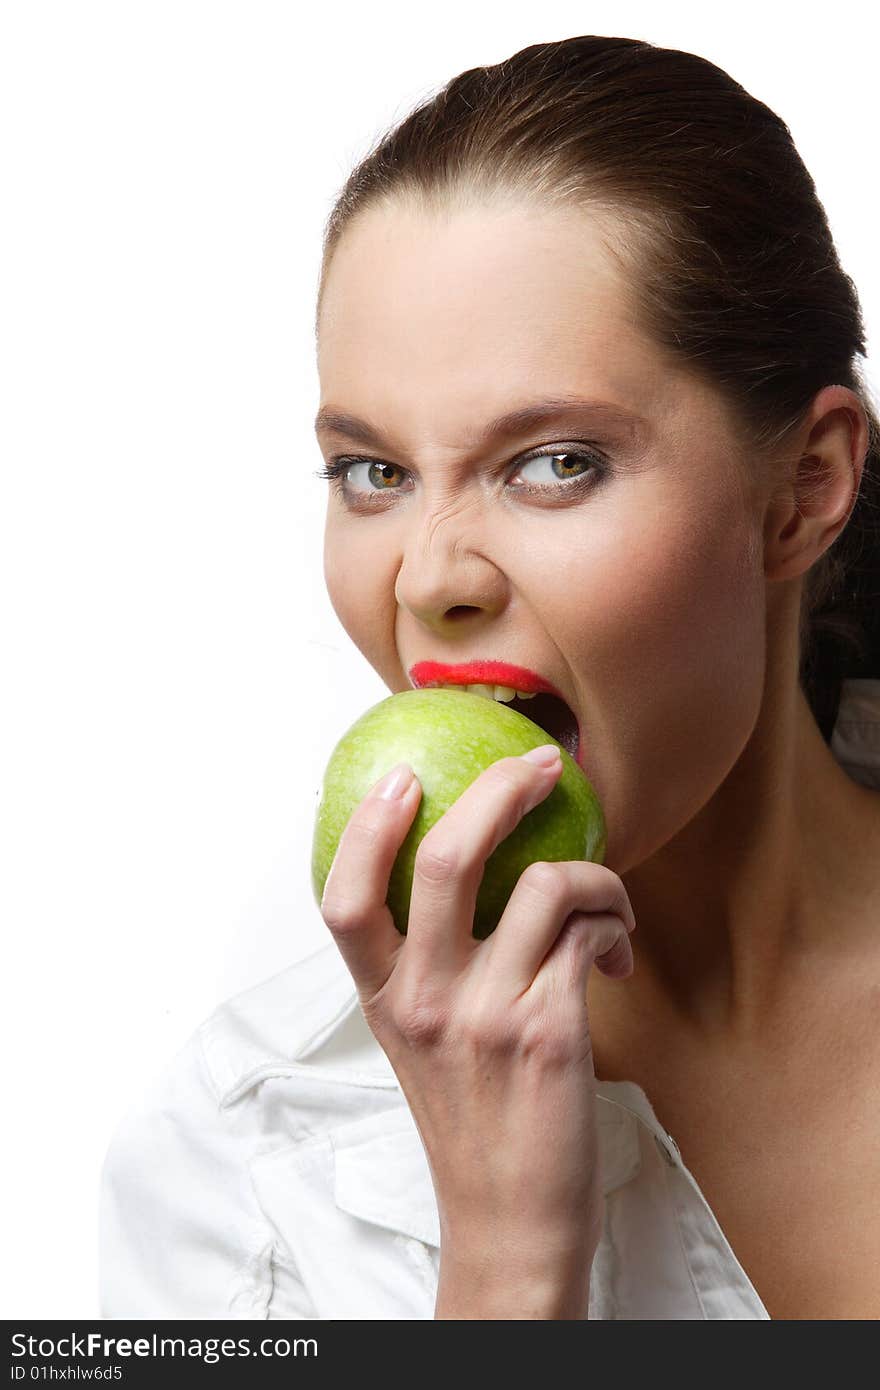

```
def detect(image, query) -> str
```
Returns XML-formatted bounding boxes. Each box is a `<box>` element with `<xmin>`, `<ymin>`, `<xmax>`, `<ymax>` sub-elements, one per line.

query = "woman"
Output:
<box><xmin>100</xmin><ymin>35</ymin><xmax>880</xmax><ymax>1319</ymax></box>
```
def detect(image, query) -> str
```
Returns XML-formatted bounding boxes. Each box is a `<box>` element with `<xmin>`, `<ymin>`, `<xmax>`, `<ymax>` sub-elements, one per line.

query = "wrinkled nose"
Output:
<box><xmin>394</xmin><ymin>529</ymin><xmax>508</xmax><ymax>635</ymax></box>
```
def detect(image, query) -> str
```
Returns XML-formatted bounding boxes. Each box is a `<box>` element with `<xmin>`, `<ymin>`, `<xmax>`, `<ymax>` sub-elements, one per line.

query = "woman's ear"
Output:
<box><xmin>762</xmin><ymin>384</ymin><xmax>869</xmax><ymax>584</ymax></box>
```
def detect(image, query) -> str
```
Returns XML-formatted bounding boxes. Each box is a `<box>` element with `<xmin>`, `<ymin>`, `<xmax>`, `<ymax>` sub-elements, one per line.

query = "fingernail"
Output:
<box><xmin>375</xmin><ymin>761</ymin><xmax>414</xmax><ymax>800</ymax></box>
<box><xmin>522</xmin><ymin>744</ymin><xmax>562</xmax><ymax>767</ymax></box>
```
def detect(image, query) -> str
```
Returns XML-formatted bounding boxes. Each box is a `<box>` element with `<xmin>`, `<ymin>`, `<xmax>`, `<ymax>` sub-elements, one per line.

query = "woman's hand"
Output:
<box><xmin>318</xmin><ymin>744</ymin><xmax>636</xmax><ymax>1319</ymax></box>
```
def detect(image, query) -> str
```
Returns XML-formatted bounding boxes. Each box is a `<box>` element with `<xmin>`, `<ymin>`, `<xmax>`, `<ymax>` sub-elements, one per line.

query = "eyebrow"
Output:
<box><xmin>313</xmin><ymin>396</ymin><xmax>649</xmax><ymax>450</ymax></box>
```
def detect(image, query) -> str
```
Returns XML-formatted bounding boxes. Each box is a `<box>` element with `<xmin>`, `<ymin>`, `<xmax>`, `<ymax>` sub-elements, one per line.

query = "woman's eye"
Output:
<box><xmin>512</xmin><ymin>450</ymin><xmax>601</xmax><ymax>491</ymax></box>
<box><xmin>360</xmin><ymin>460</ymin><xmax>406</xmax><ymax>491</ymax></box>
<box><xmin>315</xmin><ymin>458</ymin><xmax>407</xmax><ymax>495</ymax></box>
<box><xmin>314</xmin><ymin>446</ymin><xmax>607</xmax><ymax>502</ymax></box>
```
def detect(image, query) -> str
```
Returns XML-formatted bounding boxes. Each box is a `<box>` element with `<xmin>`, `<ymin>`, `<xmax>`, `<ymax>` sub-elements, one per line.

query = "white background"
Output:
<box><xmin>1</xmin><ymin>0</ymin><xmax>877</xmax><ymax>1318</ymax></box>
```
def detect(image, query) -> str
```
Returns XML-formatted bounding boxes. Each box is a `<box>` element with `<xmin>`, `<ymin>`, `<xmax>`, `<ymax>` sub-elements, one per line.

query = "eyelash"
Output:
<box><xmin>312</xmin><ymin>444</ymin><xmax>609</xmax><ymax>506</ymax></box>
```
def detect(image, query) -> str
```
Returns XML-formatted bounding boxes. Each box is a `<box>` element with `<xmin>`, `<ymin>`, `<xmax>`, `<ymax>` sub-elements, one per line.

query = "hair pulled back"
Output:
<box><xmin>317</xmin><ymin>35</ymin><xmax>879</xmax><ymax>743</ymax></box>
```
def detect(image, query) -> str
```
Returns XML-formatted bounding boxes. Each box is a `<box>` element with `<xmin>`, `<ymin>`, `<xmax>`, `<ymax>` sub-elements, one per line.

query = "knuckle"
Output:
<box><xmin>458</xmin><ymin>1005</ymin><xmax>516</xmax><ymax>1054</ymax></box>
<box><xmin>520</xmin><ymin>859</ymin><xmax>565</xmax><ymax>899</ymax></box>
<box><xmin>414</xmin><ymin>837</ymin><xmax>463</xmax><ymax>884</ymax></box>
<box><xmin>392</xmin><ymin>995</ymin><xmax>448</xmax><ymax>1047</ymax></box>
<box><xmin>536</xmin><ymin>1032</ymin><xmax>575</xmax><ymax>1068</ymax></box>
<box><xmin>519</xmin><ymin>1009</ymin><xmax>577</xmax><ymax>1066</ymax></box>
<box><xmin>320</xmin><ymin>894</ymin><xmax>367</xmax><ymax>937</ymax></box>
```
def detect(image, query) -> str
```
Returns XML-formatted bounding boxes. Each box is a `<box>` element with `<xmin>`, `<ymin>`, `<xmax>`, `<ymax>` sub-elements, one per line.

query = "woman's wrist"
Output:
<box><xmin>434</xmin><ymin>1240</ymin><xmax>594</xmax><ymax>1319</ymax></box>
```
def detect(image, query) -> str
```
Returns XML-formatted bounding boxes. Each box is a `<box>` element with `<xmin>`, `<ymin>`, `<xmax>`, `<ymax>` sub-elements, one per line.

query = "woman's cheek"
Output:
<box><xmin>323</xmin><ymin>517</ymin><xmax>400</xmax><ymax>680</ymax></box>
<box><xmin>581</xmin><ymin>503</ymin><xmax>766</xmax><ymax>869</ymax></box>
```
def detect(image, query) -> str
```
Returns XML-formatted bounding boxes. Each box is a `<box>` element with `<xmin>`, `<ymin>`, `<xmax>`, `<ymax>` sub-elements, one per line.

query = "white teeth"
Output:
<box><xmin>435</xmin><ymin>681</ymin><xmax>536</xmax><ymax>702</ymax></box>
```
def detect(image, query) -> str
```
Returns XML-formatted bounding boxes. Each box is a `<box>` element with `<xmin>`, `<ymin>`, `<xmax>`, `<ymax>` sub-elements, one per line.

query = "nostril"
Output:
<box><xmin>445</xmin><ymin>606</ymin><xmax>480</xmax><ymax>621</ymax></box>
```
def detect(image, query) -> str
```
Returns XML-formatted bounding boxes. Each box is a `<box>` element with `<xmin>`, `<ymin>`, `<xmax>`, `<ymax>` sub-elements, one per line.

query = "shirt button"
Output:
<box><xmin>654</xmin><ymin>1132</ymin><xmax>678</xmax><ymax>1166</ymax></box>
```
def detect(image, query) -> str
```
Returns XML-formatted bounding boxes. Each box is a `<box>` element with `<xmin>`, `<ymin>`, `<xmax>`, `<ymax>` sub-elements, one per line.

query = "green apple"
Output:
<box><xmin>311</xmin><ymin>687</ymin><xmax>606</xmax><ymax>940</ymax></box>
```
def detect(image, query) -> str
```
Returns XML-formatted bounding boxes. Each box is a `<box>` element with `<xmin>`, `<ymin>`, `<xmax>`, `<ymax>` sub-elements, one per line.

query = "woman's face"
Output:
<box><xmin>315</xmin><ymin>200</ymin><xmax>770</xmax><ymax>874</ymax></box>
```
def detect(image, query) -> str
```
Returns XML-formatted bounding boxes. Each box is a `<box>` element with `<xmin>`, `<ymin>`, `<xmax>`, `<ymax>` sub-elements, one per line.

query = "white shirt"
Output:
<box><xmin>99</xmin><ymin>678</ymin><xmax>880</xmax><ymax>1320</ymax></box>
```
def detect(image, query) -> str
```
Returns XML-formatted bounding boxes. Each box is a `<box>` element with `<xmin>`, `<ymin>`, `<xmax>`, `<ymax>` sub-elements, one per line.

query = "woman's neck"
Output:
<box><xmin>612</xmin><ymin>676</ymin><xmax>880</xmax><ymax>1044</ymax></box>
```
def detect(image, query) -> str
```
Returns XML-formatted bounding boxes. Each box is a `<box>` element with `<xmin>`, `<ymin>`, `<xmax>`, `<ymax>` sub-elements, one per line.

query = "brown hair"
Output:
<box><xmin>316</xmin><ymin>35</ymin><xmax>880</xmax><ymax>744</ymax></box>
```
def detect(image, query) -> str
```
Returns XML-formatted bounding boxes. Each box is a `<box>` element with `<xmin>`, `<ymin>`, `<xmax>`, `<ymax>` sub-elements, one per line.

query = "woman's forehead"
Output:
<box><xmin>319</xmin><ymin>199</ymin><xmax>634</xmax><ymax>335</ymax></box>
<box><xmin>316</xmin><ymin>202</ymin><xmax>739</xmax><ymax>456</ymax></box>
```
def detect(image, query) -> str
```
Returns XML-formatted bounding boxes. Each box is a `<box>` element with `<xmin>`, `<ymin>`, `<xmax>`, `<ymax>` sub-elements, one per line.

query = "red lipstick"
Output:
<box><xmin>409</xmin><ymin>659</ymin><xmax>561</xmax><ymax>697</ymax></box>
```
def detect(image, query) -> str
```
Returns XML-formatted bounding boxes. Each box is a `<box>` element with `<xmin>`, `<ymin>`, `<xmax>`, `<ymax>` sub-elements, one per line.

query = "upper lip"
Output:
<box><xmin>409</xmin><ymin>659</ymin><xmax>563</xmax><ymax>698</ymax></box>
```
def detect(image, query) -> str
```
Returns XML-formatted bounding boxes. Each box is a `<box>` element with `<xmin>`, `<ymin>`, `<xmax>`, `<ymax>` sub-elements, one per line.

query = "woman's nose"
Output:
<box><xmin>394</xmin><ymin>530</ymin><xmax>508</xmax><ymax>634</ymax></box>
